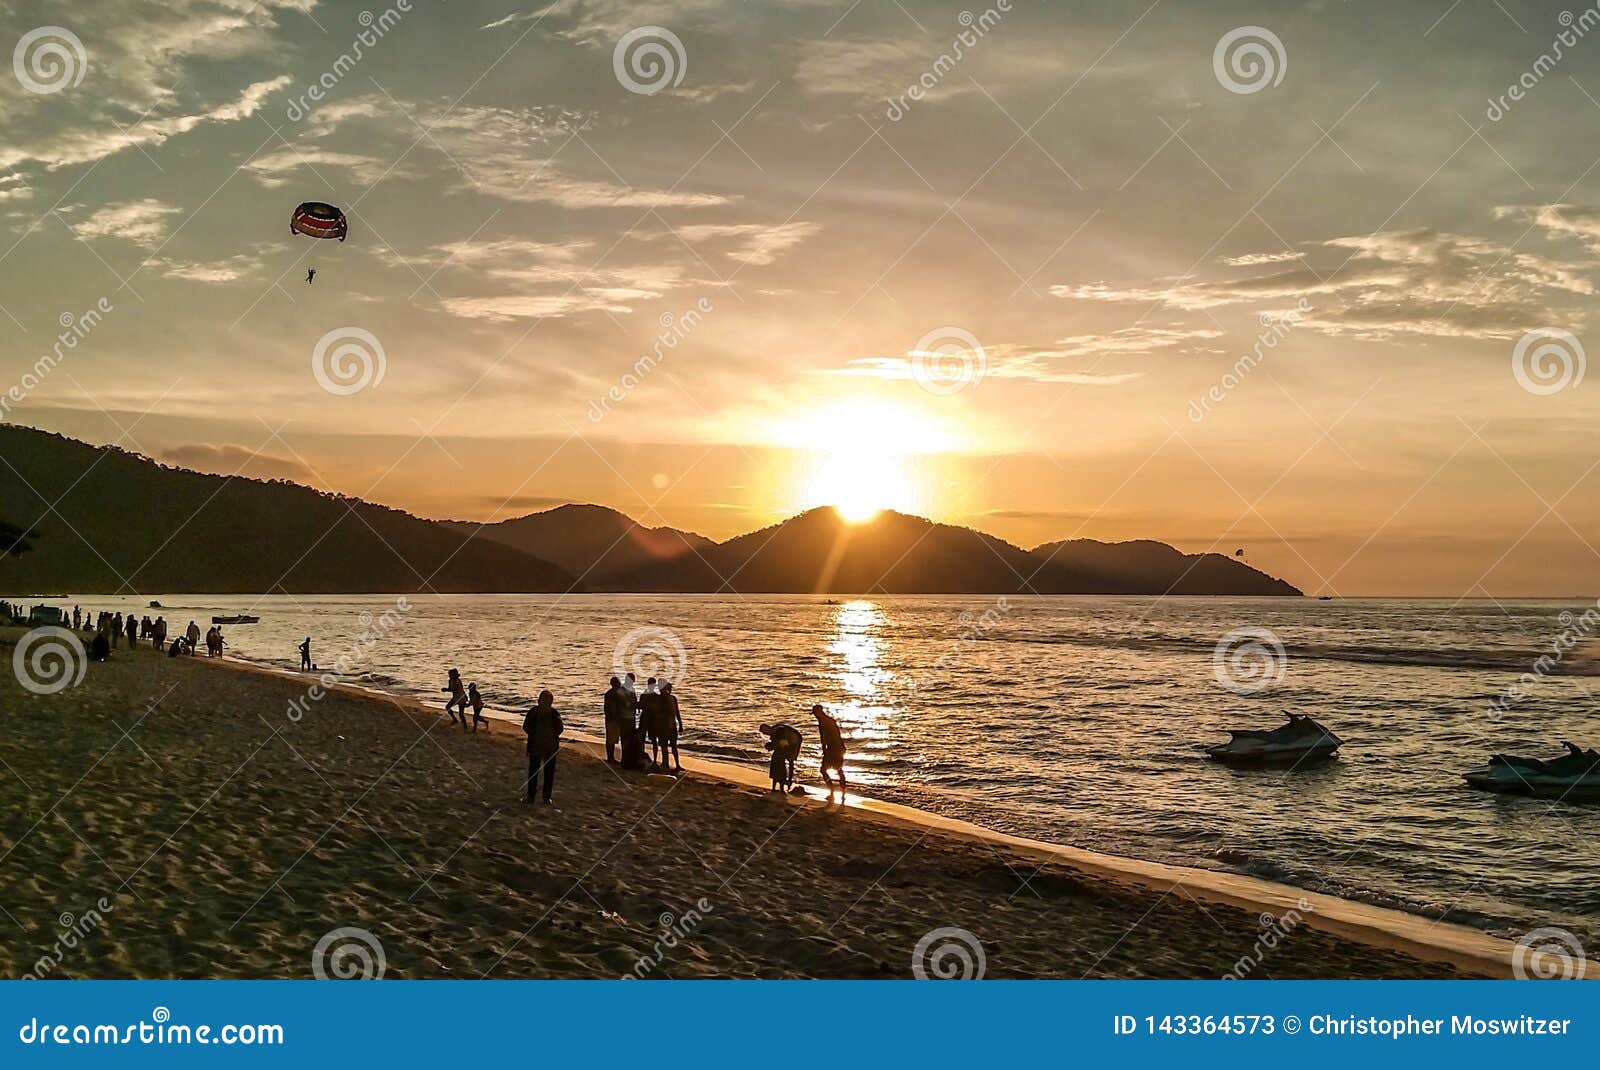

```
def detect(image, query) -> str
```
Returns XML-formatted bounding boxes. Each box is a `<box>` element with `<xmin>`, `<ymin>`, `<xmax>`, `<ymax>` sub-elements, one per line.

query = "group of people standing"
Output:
<box><xmin>68</xmin><ymin>606</ymin><xmax>222</xmax><ymax>659</ymax></box>
<box><xmin>603</xmin><ymin>673</ymin><xmax>683</xmax><ymax>773</ymax></box>
<box><xmin>516</xmin><ymin>678</ymin><xmax>845</xmax><ymax>807</ymax></box>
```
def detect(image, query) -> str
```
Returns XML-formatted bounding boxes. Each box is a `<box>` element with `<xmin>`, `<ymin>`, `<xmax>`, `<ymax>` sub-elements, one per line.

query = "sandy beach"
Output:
<box><xmin>0</xmin><ymin>625</ymin><xmax>1482</xmax><ymax>979</ymax></box>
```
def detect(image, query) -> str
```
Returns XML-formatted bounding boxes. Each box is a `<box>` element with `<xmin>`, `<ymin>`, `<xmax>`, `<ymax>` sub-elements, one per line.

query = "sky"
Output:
<box><xmin>2</xmin><ymin>0</ymin><xmax>1600</xmax><ymax>596</ymax></box>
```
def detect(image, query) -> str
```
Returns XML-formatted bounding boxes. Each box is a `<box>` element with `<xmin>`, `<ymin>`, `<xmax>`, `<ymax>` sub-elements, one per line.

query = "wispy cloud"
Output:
<box><xmin>69</xmin><ymin>198</ymin><xmax>184</xmax><ymax>246</ymax></box>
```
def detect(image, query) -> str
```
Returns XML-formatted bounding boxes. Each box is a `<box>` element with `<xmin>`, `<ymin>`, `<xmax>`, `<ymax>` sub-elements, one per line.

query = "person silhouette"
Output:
<box><xmin>306</xmin><ymin>267</ymin><xmax>316</xmax><ymax>284</ymax></box>
<box><xmin>813</xmin><ymin>704</ymin><xmax>847</xmax><ymax>799</ymax></box>
<box><xmin>298</xmin><ymin>636</ymin><xmax>312</xmax><ymax>671</ymax></box>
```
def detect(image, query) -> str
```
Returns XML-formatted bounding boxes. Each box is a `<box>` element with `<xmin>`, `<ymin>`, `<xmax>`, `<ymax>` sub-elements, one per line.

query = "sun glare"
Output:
<box><xmin>807</xmin><ymin>450</ymin><xmax>912</xmax><ymax>523</ymax></box>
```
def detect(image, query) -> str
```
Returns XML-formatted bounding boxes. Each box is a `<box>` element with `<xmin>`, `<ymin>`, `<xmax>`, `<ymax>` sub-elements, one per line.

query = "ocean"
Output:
<box><xmin>35</xmin><ymin>591</ymin><xmax>1600</xmax><ymax>944</ymax></box>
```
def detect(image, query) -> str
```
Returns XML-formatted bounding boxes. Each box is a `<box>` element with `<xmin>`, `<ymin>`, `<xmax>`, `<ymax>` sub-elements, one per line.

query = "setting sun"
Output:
<box><xmin>769</xmin><ymin>398</ymin><xmax>948</xmax><ymax>522</ymax></box>
<box><xmin>806</xmin><ymin>450</ymin><xmax>913</xmax><ymax>522</ymax></box>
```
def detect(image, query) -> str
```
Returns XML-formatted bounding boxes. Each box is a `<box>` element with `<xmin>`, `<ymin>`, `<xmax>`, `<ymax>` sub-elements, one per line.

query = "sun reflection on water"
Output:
<box><xmin>827</xmin><ymin>600</ymin><xmax>896</xmax><ymax>779</ymax></box>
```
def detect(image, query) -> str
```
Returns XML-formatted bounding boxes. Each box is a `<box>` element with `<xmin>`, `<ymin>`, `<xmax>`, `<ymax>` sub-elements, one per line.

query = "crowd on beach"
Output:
<box><xmin>409</xmin><ymin>659</ymin><xmax>850</xmax><ymax>808</ymax></box>
<box><xmin>31</xmin><ymin>605</ymin><xmax>230</xmax><ymax>661</ymax></box>
<box><xmin>7</xmin><ymin>607</ymin><xmax>851</xmax><ymax>810</ymax></box>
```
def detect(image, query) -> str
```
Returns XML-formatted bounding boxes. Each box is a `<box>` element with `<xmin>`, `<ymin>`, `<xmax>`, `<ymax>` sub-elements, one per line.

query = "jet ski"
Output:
<box><xmin>1462</xmin><ymin>742</ymin><xmax>1600</xmax><ymax>802</ymax></box>
<box><xmin>1204</xmin><ymin>711</ymin><xmax>1343</xmax><ymax>766</ymax></box>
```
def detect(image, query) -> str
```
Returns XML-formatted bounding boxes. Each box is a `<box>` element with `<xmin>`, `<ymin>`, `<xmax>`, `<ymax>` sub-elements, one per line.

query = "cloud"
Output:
<box><xmin>426</xmin><ymin>237</ymin><xmax>688</xmax><ymax>319</ymax></box>
<box><xmin>794</xmin><ymin>37</ymin><xmax>928</xmax><ymax>98</ymax></box>
<box><xmin>672</xmin><ymin>221</ymin><xmax>820</xmax><ymax>265</ymax></box>
<box><xmin>1221</xmin><ymin>251</ymin><xmax>1303</xmax><ymax>267</ymax></box>
<box><xmin>0</xmin><ymin>76</ymin><xmax>291</xmax><ymax>171</ymax></box>
<box><xmin>159</xmin><ymin>443</ymin><xmax>319</xmax><ymax>484</ymax></box>
<box><xmin>1495</xmin><ymin>203</ymin><xmax>1600</xmax><ymax>251</ymax></box>
<box><xmin>148</xmin><ymin>252</ymin><xmax>266</xmax><ymax>283</ymax></box>
<box><xmin>0</xmin><ymin>173</ymin><xmax>34</xmax><ymax>202</ymax></box>
<box><xmin>1054</xmin><ymin>226</ymin><xmax>1596</xmax><ymax>341</ymax></box>
<box><xmin>280</xmin><ymin>95</ymin><xmax>730</xmax><ymax>209</ymax></box>
<box><xmin>70</xmin><ymin>199</ymin><xmax>184</xmax><ymax>246</ymax></box>
<box><xmin>240</xmin><ymin>148</ymin><xmax>402</xmax><ymax>189</ymax></box>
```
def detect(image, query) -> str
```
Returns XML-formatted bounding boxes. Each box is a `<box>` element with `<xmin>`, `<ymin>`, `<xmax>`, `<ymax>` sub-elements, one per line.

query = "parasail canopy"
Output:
<box><xmin>290</xmin><ymin>201</ymin><xmax>348</xmax><ymax>241</ymax></box>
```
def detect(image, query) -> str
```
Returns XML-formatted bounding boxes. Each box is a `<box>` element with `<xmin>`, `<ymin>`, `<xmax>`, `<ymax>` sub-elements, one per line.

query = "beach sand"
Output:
<box><xmin>0</xmin><ymin>626</ymin><xmax>1471</xmax><ymax>979</ymax></box>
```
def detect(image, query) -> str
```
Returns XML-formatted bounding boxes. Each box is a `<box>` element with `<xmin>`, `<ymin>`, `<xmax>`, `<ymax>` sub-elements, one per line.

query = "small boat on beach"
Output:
<box><xmin>212</xmin><ymin>615</ymin><xmax>260</xmax><ymax>625</ymax></box>
<box><xmin>1204</xmin><ymin>711</ymin><xmax>1343</xmax><ymax>766</ymax></box>
<box><xmin>148</xmin><ymin>600</ymin><xmax>162</xmax><ymax>608</ymax></box>
<box><xmin>1462</xmin><ymin>743</ymin><xmax>1600</xmax><ymax>802</ymax></box>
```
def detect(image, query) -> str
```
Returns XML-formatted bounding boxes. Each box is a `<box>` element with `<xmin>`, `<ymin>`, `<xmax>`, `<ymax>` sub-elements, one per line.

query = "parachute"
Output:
<box><xmin>290</xmin><ymin>201</ymin><xmax>348</xmax><ymax>241</ymax></box>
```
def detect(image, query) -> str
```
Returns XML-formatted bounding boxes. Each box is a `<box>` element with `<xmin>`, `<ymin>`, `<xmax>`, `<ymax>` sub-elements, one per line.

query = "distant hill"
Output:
<box><xmin>606</xmin><ymin>508</ymin><xmax>1302</xmax><ymax>595</ymax></box>
<box><xmin>1030</xmin><ymin>538</ymin><xmax>1302</xmax><ymax>596</ymax></box>
<box><xmin>0</xmin><ymin>427</ymin><xmax>1302</xmax><ymax>596</ymax></box>
<box><xmin>447</xmin><ymin>503</ymin><xmax>715</xmax><ymax>583</ymax></box>
<box><xmin>0</xmin><ymin>426</ymin><xmax>575</xmax><ymax>594</ymax></box>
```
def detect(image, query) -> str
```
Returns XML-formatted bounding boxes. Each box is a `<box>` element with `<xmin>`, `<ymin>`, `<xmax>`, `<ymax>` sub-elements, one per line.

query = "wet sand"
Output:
<box><xmin>0</xmin><ymin>626</ymin><xmax>1481</xmax><ymax>978</ymax></box>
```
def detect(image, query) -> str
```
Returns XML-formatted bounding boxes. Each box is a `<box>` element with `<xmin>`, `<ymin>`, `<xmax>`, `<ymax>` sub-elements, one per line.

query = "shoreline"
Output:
<box><xmin>0</xmin><ymin>623</ymin><xmax>1577</xmax><ymax>979</ymax></box>
<box><xmin>207</xmin><ymin>647</ymin><xmax>1551</xmax><ymax>979</ymax></box>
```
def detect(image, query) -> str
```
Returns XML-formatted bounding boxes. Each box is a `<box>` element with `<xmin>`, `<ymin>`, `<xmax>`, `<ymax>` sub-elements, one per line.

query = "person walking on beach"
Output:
<box><xmin>813</xmin><ymin>704</ymin><xmax>847</xmax><ymax>799</ymax></box>
<box><xmin>467</xmin><ymin>682</ymin><xmax>489</xmax><ymax>732</ymax></box>
<box><xmin>603</xmin><ymin>676</ymin><xmax>629</xmax><ymax>763</ymax></box>
<box><xmin>185</xmin><ymin>620</ymin><xmax>201</xmax><ymax>654</ymax></box>
<box><xmin>112</xmin><ymin>612</ymin><xmax>124</xmax><ymax>647</ymax></box>
<box><xmin>72</xmin><ymin>606</ymin><xmax>81</xmax><ymax>631</ymax></box>
<box><xmin>522</xmin><ymin>690</ymin><xmax>564</xmax><ymax>805</ymax></box>
<box><xmin>759</xmin><ymin>722</ymin><xmax>802</xmax><ymax>790</ymax></box>
<box><xmin>298</xmin><ymin>636</ymin><xmax>312</xmax><ymax>671</ymax></box>
<box><xmin>657</xmin><ymin>681</ymin><xmax>683</xmax><ymax>773</ymax></box>
<box><xmin>442</xmin><ymin>668</ymin><xmax>469</xmax><ymax>728</ymax></box>
<box><xmin>125</xmin><ymin>613</ymin><xmax>138</xmax><ymax>648</ymax></box>
<box><xmin>152</xmin><ymin>616</ymin><xmax>167</xmax><ymax>651</ymax></box>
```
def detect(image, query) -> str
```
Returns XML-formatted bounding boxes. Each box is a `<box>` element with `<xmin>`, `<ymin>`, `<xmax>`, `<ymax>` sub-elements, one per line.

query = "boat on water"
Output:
<box><xmin>212</xmin><ymin>615</ymin><xmax>260</xmax><ymax>625</ymax></box>
<box><xmin>1462</xmin><ymin>743</ymin><xmax>1600</xmax><ymax>801</ymax></box>
<box><xmin>1204</xmin><ymin>711</ymin><xmax>1343</xmax><ymax>766</ymax></box>
<box><xmin>148</xmin><ymin>600</ymin><xmax>162</xmax><ymax>608</ymax></box>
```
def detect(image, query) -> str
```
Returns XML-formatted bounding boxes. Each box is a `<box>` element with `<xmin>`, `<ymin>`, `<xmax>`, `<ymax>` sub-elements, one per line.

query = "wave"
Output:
<box><xmin>1022</xmin><ymin>633</ymin><xmax>1600</xmax><ymax>675</ymax></box>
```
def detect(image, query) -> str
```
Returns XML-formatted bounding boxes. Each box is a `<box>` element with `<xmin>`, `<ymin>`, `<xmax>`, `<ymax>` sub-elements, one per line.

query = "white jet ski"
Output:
<box><xmin>1204</xmin><ymin>711</ymin><xmax>1343</xmax><ymax>767</ymax></box>
<box><xmin>1462</xmin><ymin>742</ymin><xmax>1600</xmax><ymax>802</ymax></box>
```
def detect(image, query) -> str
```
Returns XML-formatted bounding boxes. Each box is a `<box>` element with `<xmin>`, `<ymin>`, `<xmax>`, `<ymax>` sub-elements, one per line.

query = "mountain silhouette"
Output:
<box><xmin>605</xmin><ymin>507</ymin><xmax>1301</xmax><ymax>595</ymax></box>
<box><xmin>0</xmin><ymin>426</ymin><xmax>574</xmax><ymax>594</ymax></box>
<box><xmin>1029</xmin><ymin>538</ymin><xmax>1299</xmax><ymax>596</ymax></box>
<box><xmin>0</xmin><ymin>427</ymin><xmax>1300</xmax><ymax>596</ymax></box>
<box><xmin>447</xmin><ymin>503</ymin><xmax>715</xmax><ymax>583</ymax></box>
